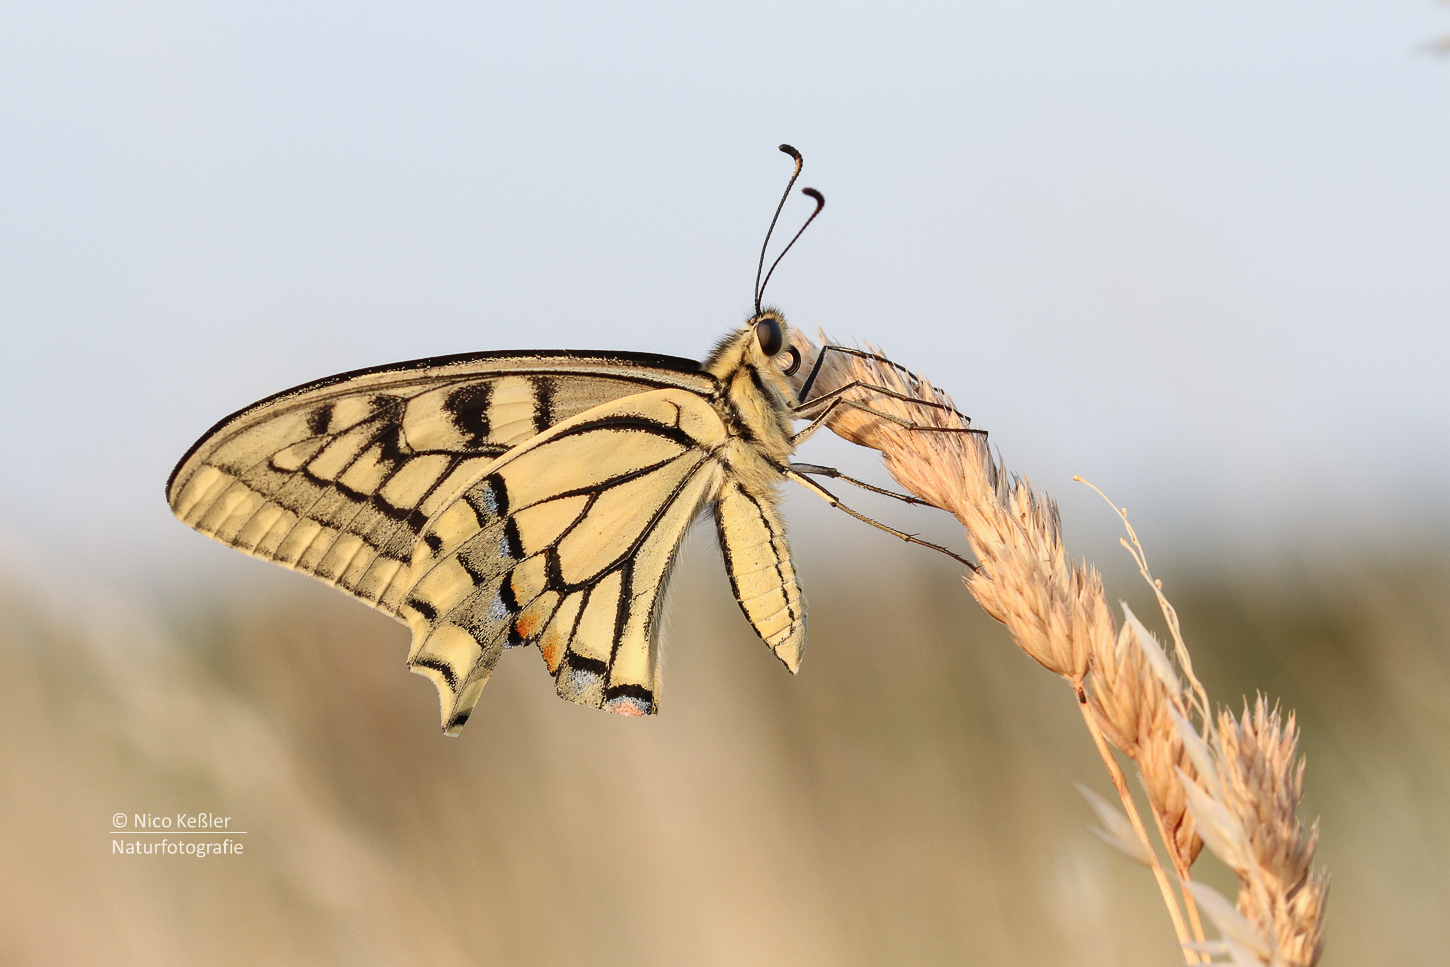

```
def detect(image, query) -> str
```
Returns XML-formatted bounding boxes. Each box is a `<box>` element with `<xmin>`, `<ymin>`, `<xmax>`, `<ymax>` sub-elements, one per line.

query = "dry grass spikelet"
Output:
<box><xmin>1091</xmin><ymin>612</ymin><xmax>1205</xmax><ymax>872</ymax></box>
<box><xmin>789</xmin><ymin>335</ymin><xmax>1104</xmax><ymax>684</ymax></box>
<box><xmin>789</xmin><ymin>331</ymin><xmax>1328</xmax><ymax>966</ymax></box>
<box><xmin>1180</xmin><ymin>699</ymin><xmax>1329</xmax><ymax>966</ymax></box>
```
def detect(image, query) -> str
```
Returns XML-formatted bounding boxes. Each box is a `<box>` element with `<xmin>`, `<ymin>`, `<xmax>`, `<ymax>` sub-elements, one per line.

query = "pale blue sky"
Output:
<box><xmin>2</xmin><ymin>0</ymin><xmax>1447</xmax><ymax>572</ymax></box>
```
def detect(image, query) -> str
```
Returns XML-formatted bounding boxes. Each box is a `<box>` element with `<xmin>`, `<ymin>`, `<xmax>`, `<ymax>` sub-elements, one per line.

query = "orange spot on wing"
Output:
<box><xmin>539</xmin><ymin>636</ymin><xmax>563</xmax><ymax>673</ymax></box>
<box><xmin>610</xmin><ymin>701</ymin><xmax>647</xmax><ymax>717</ymax></box>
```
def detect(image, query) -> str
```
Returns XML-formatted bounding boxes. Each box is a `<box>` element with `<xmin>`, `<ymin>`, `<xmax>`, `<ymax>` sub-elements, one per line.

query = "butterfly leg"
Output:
<box><xmin>782</xmin><ymin>468</ymin><xmax>980</xmax><ymax>573</ymax></box>
<box><xmin>793</xmin><ymin>343</ymin><xmax>988</xmax><ymax>438</ymax></box>
<box><xmin>796</xmin><ymin>344</ymin><xmax>974</xmax><ymax>415</ymax></box>
<box><xmin>789</xmin><ymin>391</ymin><xmax>989</xmax><ymax>451</ymax></box>
<box><xmin>789</xmin><ymin>462</ymin><xmax>934</xmax><ymax>507</ymax></box>
<box><xmin>794</xmin><ymin>378</ymin><xmax>978</xmax><ymax>425</ymax></box>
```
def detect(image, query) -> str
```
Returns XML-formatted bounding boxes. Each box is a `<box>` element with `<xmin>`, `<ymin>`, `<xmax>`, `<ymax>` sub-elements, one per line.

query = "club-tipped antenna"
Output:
<box><xmin>756</xmin><ymin>187</ymin><xmax>824</xmax><ymax>312</ymax></box>
<box><xmin>754</xmin><ymin>145</ymin><xmax>804</xmax><ymax>315</ymax></box>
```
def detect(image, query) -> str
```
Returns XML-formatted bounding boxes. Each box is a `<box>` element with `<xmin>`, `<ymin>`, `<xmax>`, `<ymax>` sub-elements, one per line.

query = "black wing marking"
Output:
<box><xmin>399</xmin><ymin>388</ymin><xmax>730</xmax><ymax>733</ymax></box>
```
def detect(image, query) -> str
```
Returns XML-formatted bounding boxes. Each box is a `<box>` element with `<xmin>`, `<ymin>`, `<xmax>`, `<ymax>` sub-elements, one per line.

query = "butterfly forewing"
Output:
<box><xmin>401</xmin><ymin>389</ymin><xmax>729</xmax><ymax>732</ymax></box>
<box><xmin>167</xmin><ymin>350</ymin><xmax>715</xmax><ymax>615</ymax></box>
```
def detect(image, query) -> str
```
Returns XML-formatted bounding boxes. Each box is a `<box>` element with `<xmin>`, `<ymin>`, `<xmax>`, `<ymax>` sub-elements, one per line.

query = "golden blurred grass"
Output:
<box><xmin>1</xmin><ymin>534</ymin><xmax>1446</xmax><ymax>966</ymax></box>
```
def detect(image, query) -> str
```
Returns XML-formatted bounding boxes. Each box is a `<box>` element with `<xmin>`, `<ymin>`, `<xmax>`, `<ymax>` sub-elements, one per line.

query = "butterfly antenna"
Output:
<box><xmin>757</xmin><ymin>187</ymin><xmax>824</xmax><ymax>309</ymax></box>
<box><xmin>754</xmin><ymin>144</ymin><xmax>804</xmax><ymax>316</ymax></box>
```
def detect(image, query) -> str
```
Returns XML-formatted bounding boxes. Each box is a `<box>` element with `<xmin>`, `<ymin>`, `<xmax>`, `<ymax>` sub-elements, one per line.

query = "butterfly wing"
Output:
<box><xmin>167</xmin><ymin>350</ymin><xmax>716</xmax><ymax>616</ymax></box>
<box><xmin>398</xmin><ymin>388</ymin><xmax>730</xmax><ymax>732</ymax></box>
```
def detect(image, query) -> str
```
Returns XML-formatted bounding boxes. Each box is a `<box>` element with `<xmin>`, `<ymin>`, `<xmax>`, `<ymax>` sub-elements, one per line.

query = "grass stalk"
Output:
<box><xmin>791</xmin><ymin>333</ymin><xmax>1327</xmax><ymax>966</ymax></box>
<box><xmin>1074</xmin><ymin>684</ymin><xmax>1197</xmax><ymax>955</ymax></box>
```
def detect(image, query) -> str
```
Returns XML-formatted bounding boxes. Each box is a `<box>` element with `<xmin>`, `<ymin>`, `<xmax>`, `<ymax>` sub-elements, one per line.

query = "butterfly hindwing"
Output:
<box><xmin>399</xmin><ymin>388</ymin><xmax>730</xmax><ymax>732</ymax></box>
<box><xmin>166</xmin><ymin>351</ymin><xmax>715</xmax><ymax>616</ymax></box>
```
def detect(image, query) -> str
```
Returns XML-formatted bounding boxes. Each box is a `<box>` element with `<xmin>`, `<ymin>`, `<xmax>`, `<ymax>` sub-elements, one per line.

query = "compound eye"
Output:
<box><xmin>754</xmin><ymin>316</ymin><xmax>783</xmax><ymax>356</ymax></box>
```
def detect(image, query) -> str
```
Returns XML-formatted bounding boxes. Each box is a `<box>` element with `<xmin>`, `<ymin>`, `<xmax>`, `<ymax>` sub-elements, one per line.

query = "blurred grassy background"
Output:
<box><xmin>2</xmin><ymin>523</ymin><xmax>1445</xmax><ymax>966</ymax></box>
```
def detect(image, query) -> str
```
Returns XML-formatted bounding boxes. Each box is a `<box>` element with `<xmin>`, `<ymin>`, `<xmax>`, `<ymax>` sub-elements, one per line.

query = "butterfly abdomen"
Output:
<box><xmin>699</xmin><ymin>314</ymin><xmax>808</xmax><ymax>671</ymax></box>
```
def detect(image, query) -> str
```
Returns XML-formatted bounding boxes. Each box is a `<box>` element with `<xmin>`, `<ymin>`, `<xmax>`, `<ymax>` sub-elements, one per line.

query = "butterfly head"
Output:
<box><xmin>702</xmin><ymin>310</ymin><xmax>804</xmax><ymax>461</ymax></box>
<box><xmin>751</xmin><ymin>309</ymin><xmax>802</xmax><ymax>377</ymax></box>
<box><xmin>701</xmin><ymin>310</ymin><xmax>802</xmax><ymax>396</ymax></box>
